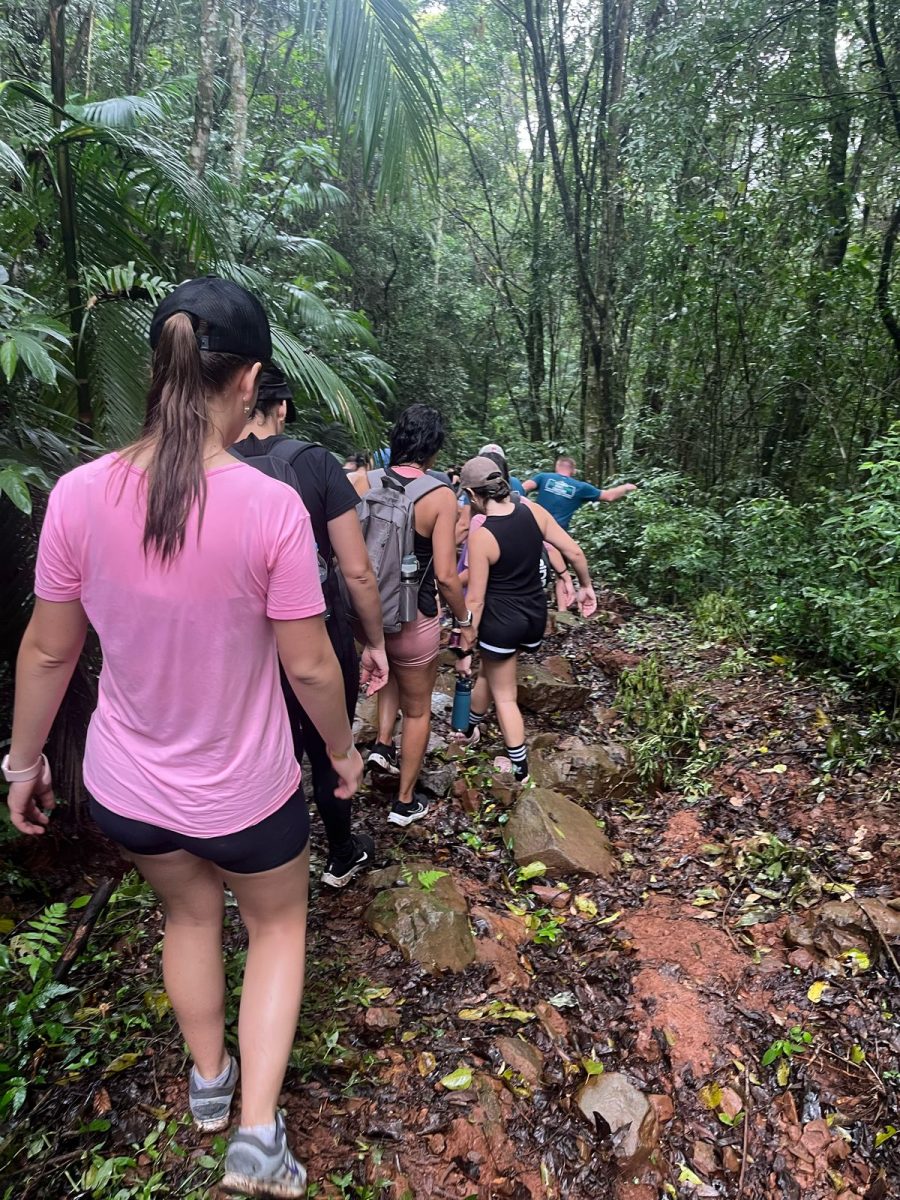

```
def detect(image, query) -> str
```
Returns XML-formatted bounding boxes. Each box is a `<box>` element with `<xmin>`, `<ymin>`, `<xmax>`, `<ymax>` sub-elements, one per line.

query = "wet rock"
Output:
<box><xmin>785</xmin><ymin>898</ymin><xmax>900</xmax><ymax>963</ymax></box>
<box><xmin>352</xmin><ymin>694</ymin><xmax>380</xmax><ymax>743</ymax></box>
<box><xmin>364</xmin><ymin>1006</ymin><xmax>400</xmax><ymax>1031</ymax></box>
<box><xmin>505</xmin><ymin>789</ymin><xmax>615</xmax><ymax>879</ymax></box>
<box><xmin>517</xmin><ymin>662</ymin><xmax>589</xmax><ymax>713</ymax></box>
<box><xmin>419</xmin><ymin>762</ymin><xmax>457</xmax><ymax>798</ymax></box>
<box><xmin>495</xmin><ymin>1036</ymin><xmax>544</xmax><ymax>1086</ymax></box>
<box><xmin>364</xmin><ymin>867</ymin><xmax>475</xmax><ymax>974</ymax></box>
<box><xmin>541</xmin><ymin>655</ymin><xmax>574</xmax><ymax>682</ymax></box>
<box><xmin>553</xmin><ymin>610</ymin><xmax>580</xmax><ymax>630</ymax></box>
<box><xmin>530</xmin><ymin>735</ymin><xmax>635</xmax><ymax>797</ymax></box>
<box><xmin>649</xmin><ymin>1093</ymin><xmax>674</xmax><ymax>1124</ymax></box>
<box><xmin>577</xmin><ymin>1072</ymin><xmax>660</xmax><ymax>1169</ymax></box>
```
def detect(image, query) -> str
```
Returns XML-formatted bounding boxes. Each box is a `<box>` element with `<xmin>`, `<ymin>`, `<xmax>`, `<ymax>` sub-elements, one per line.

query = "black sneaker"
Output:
<box><xmin>388</xmin><ymin>795</ymin><xmax>429</xmax><ymax>827</ymax></box>
<box><xmin>321</xmin><ymin>833</ymin><xmax>375</xmax><ymax>889</ymax></box>
<box><xmin>367</xmin><ymin>742</ymin><xmax>399</xmax><ymax>775</ymax></box>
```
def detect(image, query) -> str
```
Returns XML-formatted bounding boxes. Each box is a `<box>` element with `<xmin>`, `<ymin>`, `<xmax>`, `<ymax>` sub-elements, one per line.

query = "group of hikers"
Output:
<box><xmin>3</xmin><ymin>277</ymin><xmax>636</xmax><ymax>1196</ymax></box>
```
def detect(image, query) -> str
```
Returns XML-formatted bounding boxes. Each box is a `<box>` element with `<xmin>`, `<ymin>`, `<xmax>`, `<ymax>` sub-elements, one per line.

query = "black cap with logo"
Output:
<box><xmin>149</xmin><ymin>276</ymin><xmax>272</xmax><ymax>363</ymax></box>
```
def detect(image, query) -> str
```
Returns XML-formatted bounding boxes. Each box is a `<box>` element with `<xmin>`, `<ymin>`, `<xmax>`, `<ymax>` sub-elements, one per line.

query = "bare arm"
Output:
<box><xmin>430</xmin><ymin>490</ymin><xmax>469</xmax><ymax>624</ymax></box>
<box><xmin>464</xmin><ymin>527</ymin><xmax>496</xmax><ymax>635</ymax></box>
<box><xmin>7</xmin><ymin>599</ymin><xmax>89</xmax><ymax>834</ymax></box>
<box><xmin>522</xmin><ymin>479</ymin><xmax>538</xmax><ymax>493</ymax></box>
<box><xmin>599</xmin><ymin>482</ymin><xmax>638</xmax><ymax>502</ymax></box>
<box><xmin>529</xmin><ymin>507</ymin><xmax>597</xmax><ymax>616</ymax></box>
<box><xmin>274</xmin><ymin>615</ymin><xmax>363</xmax><ymax>796</ymax></box>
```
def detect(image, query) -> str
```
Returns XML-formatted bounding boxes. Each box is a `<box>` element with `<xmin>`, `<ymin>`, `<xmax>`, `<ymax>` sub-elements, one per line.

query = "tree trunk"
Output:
<box><xmin>127</xmin><ymin>0</ymin><xmax>142</xmax><ymax>92</ymax></box>
<box><xmin>582</xmin><ymin>0</ymin><xmax>633</xmax><ymax>479</ymax></box>
<box><xmin>228</xmin><ymin>2</ymin><xmax>248</xmax><ymax>185</ymax></box>
<box><xmin>760</xmin><ymin>0</ymin><xmax>851</xmax><ymax>477</ymax></box>
<box><xmin>49</xmin><ymin>0</ymin><xmax>90</xmax><ymax>428</ymax></box>
<box><xmin>189</xmin><ymin>0</ymin><xmax>220</xmax><ymax>177</ymax></box>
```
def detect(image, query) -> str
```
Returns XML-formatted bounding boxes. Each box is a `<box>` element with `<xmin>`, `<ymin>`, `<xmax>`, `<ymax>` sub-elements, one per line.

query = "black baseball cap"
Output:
<box><xmin>257</xmin><ymin>365</ymin><xmax>297</xmax><ymax>423</ymax></box>
<box><xmin>149</xmin><ymin>276</ymin><xmax>272</xmax><ymax>362</ymax></box>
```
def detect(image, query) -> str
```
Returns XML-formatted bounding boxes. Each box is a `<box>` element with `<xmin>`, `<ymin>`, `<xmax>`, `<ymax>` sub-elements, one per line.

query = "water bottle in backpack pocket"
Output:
<box><xmin>400</xmin><ymin>554</ymin><xmax>420</xmax><ymax>623</ymax></box>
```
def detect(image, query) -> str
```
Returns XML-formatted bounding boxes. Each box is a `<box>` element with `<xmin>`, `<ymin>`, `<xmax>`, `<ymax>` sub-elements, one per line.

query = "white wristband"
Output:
<box><xmin>2</xmin><ymin>753</ymin><xmax>48</xmax><ymax>783</ymax></box>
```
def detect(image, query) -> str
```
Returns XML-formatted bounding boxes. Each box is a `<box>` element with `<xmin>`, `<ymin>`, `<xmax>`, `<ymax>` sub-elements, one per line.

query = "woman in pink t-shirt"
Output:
<box><xmin>3</xmin><ymin>278</ymin><xmax>362</xmax><ymax>1197</ymax></box>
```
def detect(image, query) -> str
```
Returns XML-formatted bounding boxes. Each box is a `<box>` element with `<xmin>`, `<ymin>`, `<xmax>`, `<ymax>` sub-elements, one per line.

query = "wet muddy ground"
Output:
<box><xmin>2</xmin><ymin>604</ymin><xmax>898</xmax><ymax>1199</ymax></box>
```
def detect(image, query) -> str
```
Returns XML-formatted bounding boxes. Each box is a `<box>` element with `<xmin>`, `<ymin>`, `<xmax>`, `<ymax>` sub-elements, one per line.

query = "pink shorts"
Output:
<box><xmin>385</xmin><ymin>611</ymin><xmax>441</xmax><ymax>670</ymax></box>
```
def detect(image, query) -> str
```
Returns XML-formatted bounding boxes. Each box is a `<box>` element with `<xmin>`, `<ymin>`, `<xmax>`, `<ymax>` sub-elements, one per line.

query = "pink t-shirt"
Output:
<box><xmin>34</xmin><ymin>453</ymin><xmax>326</xmax><ymax>837</ymax></box>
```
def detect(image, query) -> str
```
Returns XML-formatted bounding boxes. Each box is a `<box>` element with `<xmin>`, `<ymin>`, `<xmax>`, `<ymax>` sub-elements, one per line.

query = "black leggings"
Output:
<box><xmin>89</xmin><ymin>788</ymin><xmax>309</xmax><ymax>874</ymax></box>
<box><xmin>281</xmin><ymin>609</ymin><xmax>359</xmax><ymax>858</ymax></box>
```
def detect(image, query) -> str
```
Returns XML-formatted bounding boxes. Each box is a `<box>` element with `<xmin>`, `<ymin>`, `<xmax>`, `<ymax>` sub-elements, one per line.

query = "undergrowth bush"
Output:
<box><xmin>574</xmin><ymin>427</ymin><xmax>900</xmax><ymax>694</ymax></box>
<box><xmin>615</xmin><ymin>654</ymin><xmax>709</xmax><ymax>787</ymax></box>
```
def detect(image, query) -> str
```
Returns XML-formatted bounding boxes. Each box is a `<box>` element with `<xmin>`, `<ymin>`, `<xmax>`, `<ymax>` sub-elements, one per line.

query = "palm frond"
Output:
<box><xmin>271</xmin><ymin>325</ymin><xmax>384</xmax><ymax>446</ymax></box>
<box><xmin>70</xmin><ymin>93</ymin><xmax>165</xmax><ymax>128</ymax></box>
<box><xmin>83</xmin><ymin>295</ymin><xmax>154</xmax><ymax>446</ymax></box>
<box><xmin>303</xmin><ymin>0</ymin><xmax>441</xmax><ymax>195</ymax></box>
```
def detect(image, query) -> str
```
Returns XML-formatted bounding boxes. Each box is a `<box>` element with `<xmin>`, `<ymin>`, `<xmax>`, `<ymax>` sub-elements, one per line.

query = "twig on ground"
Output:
<box><xmin>736</xmin><ymin>1067</ymin><xmax>751</xmax><ymax>1198</ymax></box>
<box><xmin>53</xmin><ymin>877</ymin><xmax>116</xmax><ymax>982</ymax></box>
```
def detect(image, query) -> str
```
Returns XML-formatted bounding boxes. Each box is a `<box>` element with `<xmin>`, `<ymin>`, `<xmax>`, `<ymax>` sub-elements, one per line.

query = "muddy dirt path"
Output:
<box><xmin>3</xmin><ymin>605</ymin><xmax>897</xmax><ymax>1200</ymax></box>
<box><xmin>282</xmin><ymin>606</ymin><xmax>899</xmax><ymax>1200</ymax></box>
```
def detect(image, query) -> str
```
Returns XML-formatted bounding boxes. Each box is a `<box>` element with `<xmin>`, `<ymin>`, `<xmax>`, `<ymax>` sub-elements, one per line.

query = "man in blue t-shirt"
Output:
<box><xmin>523</xmin><ymin>456</ymin><xmax>637</xmax><ymax>529</ymax></box>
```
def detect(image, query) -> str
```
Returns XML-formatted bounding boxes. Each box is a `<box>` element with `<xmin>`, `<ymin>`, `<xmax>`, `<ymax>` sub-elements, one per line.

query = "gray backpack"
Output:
<box><xmin>346</xmin><ymin>467</ymin><xmax>444</xmax><ymax>634</ymax></box>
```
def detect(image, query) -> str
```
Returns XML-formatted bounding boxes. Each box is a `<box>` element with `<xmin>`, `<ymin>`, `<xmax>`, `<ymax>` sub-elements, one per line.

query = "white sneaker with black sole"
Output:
<box><xmin>321</xmin><ymin>833</ymin><xmax>375</xmax><ymax>889</ymax></box>
<box><xmin>387</xmin><ymin>795</ymin><xmax>429</xmax><ymax>827</ymax></box>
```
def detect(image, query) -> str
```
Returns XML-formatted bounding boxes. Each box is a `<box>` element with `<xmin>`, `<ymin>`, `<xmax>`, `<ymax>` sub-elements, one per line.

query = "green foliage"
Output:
<box><xmin>577</xmin><ymin>428</ymin><xmax>900</xmax><ymax>694</ymax></box>
<box><xmin>615</xmin><ymin>654</ymin><xmax>708</xmax><ymax>787</ymax></box>
<box><xmin>762</xmin><ymin>1025</ymin><xmax>814</xmax><ymax>1067</ymax></box>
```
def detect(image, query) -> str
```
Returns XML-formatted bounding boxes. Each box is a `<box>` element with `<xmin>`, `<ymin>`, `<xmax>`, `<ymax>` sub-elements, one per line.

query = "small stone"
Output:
<box><xmin>517</xmin><ymin>662</ymin><xmax>589</xmax><ymax>713</ymax></box>
<box><xmin>576</xmin><ymin>1072</ymin><xmax>659</xmax><ymax>1169</ymax></box>
<box><xmin>419</xmin><ymin>762</ymin><xmax>457</xmax><ymax>798</ymax></box>
<box><xmin>649</xmin><ymin>1093</ymin><xmax>674</xmax><ymax>1123</ymax></box>
<box><xmin>495</xmin><ymin>1036</ymin><xmax>544</xmax><ymax>1086</ymax></box>
<box><xmin>691</xmin><ymin>1139</ymin><xmax>719</xmax><ymax>1177</ymax></box>
<box><xmin>364</xmin><ymin>1007</ymin><xmax>399</xmax><ymax>1031</ymax></box>
<box><xmin>506</xmin><ymin>789</ymin><xmax>615</xmax><ymax>879</ymax></box>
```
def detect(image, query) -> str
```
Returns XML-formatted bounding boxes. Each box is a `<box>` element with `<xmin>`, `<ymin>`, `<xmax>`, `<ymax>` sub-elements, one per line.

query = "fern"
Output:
<box><xmin>9</xmin><ymin>903</ymin><xmax>69</xmax><ymax>982</ymax></box>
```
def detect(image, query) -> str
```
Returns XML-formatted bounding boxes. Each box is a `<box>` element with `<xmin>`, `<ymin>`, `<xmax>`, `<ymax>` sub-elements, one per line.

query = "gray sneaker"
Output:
<box><xmin>221</xmin><ymin>1111</ymin><xmax>307</xmax><ymax>1198</ymax></box>
<box><xmin>189</xmin><ymin>1055</ymin><xmax>239</xmax><ymax>1132</ymax></box>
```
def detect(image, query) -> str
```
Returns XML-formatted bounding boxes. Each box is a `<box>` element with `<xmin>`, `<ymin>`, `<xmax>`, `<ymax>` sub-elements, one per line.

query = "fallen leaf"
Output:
<box><xmin>698</xmin><ymin>1082</ymin><xmax>723</xmax><ymax>1110</ymax></box>
<box><xmin>439</xmin><ymin>1066</ymin><xmax>473</xmax><ymax>1091</ymax></box>
<box><xmin>574</xmin><ymin>894</ymin><xmax>597</xmax><ymax>917</ymax></box>
<box><xmin>807</xmin><ymin>981</ymin><xmax>829</xmax><ymax>1003</ymax></box>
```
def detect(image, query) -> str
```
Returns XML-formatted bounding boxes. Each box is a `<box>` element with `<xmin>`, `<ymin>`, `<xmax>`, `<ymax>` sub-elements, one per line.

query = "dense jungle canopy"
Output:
<box><xmin>2</xmin><ymin>0</ymin><xmax>899</xmax><ymax>703</ymax></box>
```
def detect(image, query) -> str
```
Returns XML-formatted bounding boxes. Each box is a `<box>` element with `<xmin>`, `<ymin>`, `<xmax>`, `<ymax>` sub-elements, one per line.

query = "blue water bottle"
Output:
<box><xmin>451</xmin><ymin>674</ymin><xmax>473</xmax><ymax>732</ymax></box>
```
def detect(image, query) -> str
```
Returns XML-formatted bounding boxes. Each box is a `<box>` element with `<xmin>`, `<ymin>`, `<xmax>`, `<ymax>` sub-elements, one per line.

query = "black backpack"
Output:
<box><xmin>230</xmin><ymin>437</ymin><xmax>331</xmax><ymax>613</ymax></box>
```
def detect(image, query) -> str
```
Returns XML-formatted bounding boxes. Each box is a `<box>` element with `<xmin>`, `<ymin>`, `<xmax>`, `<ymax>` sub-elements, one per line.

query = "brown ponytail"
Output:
<box><xmin>137</xmin><ymin>313</ymin><xmax>248</xmax><ymax>563</ymax></box>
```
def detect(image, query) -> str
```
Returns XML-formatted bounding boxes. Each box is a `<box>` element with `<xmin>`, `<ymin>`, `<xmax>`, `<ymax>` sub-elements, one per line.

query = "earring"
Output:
<box><xmin>243</xmin><ymin>405</ymin><xmax>251</xmax><ymax>417</ymax></box>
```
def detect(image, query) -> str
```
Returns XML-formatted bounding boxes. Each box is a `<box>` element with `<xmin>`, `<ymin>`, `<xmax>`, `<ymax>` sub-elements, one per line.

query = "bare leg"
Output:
<box><xmin>482</xmin><ymin>655</ymin><xmax>525</xmax><ymax>750</ymax></box>
<box><xmin>392</xmin><ymin>657</ymin><xmax>439</xmax><ymax>804</ymax></box>
<box><xmin>130</xmin><ymin>850</ymin><xmax>227</xmax><ymax>1081</ymax></box>
<box><xmin>471</xmin><ymin>673</ymin><xmax>491</xmax><ymax>718</ymax></box>
<box><xmin>377</xmin><ymin>671</ymin><xmax>401</xmax><ymax>745</ymax></box>
<box><xmin>224</xmin><ymin>847</ymin><xmax>310</xmax><ymax>1128</ymax></box>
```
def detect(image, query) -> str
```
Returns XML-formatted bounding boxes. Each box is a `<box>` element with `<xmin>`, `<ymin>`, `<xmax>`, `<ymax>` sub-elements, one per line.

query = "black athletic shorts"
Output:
<box><xmin>89</xmin><ymin>788</ymin><xmax>309</xmax><ymax>874</ymax></box>
<box><xmin>478</xmin><ymin>599</ymin><xmax>546</xmax><ymax>662</ymax></box>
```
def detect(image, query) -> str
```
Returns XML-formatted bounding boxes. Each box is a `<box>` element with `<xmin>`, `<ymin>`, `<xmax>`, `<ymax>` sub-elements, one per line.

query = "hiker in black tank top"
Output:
<box><xmin>458</xmin><ymin>456</ymin><xmax>599</xmax><ymax>783</ymax></box>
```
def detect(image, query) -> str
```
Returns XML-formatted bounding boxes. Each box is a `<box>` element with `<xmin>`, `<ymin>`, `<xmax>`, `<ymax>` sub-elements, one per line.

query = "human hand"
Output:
<box><xmin>330</xmin><ymin>747</ymin><xmax>364</xmax><ymax>799</ymax></box>
<box><xmin>7</xmin><ymin>758</ymin><xmax>55</xmax><ymax>835</ymax></box>
<box><xmin>360</xmin><ymin>644</ymin><xmax>389</xmax><ymax>696</ymax></box>
<box><xmin>556</xmin><ymin>575</ymin><xmax>576</xmax><ymax>611</ymax></box>
<box><xmin>576</xmin><ymin>585</ymin><xmax>598</xmax><ymax>619</ymax></box>
<box><xmin>454</xmin><ymin>649</ymin><xmax>474</xmax><ymax>677</ymax></box>
<box><xmin>623</xmin><ymin>482</ymin><xmax>638</xmax><ymax>494</ymax></box>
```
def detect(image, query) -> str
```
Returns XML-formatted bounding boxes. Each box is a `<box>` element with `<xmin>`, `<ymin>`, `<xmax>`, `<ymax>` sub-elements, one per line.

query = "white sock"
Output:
<box><xmin>239</xmin><ymin>1121</ymin><xmax>278</xmax><ymax>1146</ymax></box>
<box><xmin>192</xmin><ymin>1058</ymin><xmax>231</xmax><ymax>1089</ymax></box>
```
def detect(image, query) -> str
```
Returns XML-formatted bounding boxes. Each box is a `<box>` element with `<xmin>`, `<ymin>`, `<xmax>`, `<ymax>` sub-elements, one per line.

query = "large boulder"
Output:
<box><xmin>517</xmin><ymin>662</ymin><xmax>589</xmax><ymax>713</ymax></box>
<box><xmin>505</xmin><ymin>788</ymin><xmax>614</xmax><ymax>879</ymax></box>
<box><xmin>365</xmin><ymin>866</ymin><xmax>476</xmax><ymax>974</ymax></box>
<box><xmin>530</xmin><ymin>735</ymin><xmax>635</xmax><ymax>797</ymax></box>
<box><xmin>577</xmin><ymin>1072</ymin><xmax>660</xmax><ymax>1169</ymax></box>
